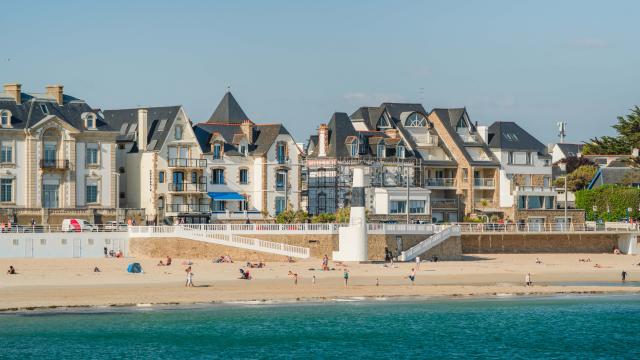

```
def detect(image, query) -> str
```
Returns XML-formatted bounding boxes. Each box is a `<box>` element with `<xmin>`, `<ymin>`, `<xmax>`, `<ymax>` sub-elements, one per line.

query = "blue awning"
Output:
<box><xmin>207</xmin><ymin>192</ymin><xmax>246</xmax><ymax>201</ymax></box>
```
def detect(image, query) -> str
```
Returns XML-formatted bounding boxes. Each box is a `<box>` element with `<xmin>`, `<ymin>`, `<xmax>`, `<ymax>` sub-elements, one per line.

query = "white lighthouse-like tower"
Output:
<box><xmin>333</xmin><ymin>167</ymin><xmax>368</xmax><ymax>261</ymax></box>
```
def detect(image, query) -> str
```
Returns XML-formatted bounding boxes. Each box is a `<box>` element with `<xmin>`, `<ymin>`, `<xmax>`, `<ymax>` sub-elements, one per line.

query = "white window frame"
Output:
<box><xmin>85</xmin><ymin>143</ymin><xmax>100</xmax><ymax>167</ymax></box>
<box><xmin>0</xmin><ymin>110</ymin><xmax>11</xmax><ymax>128</ymax></box>
<box><xmin>174</xmin><ymin>125</ymin><xmax>183</xmax><ymax>140</ymax></box>
<box><xmin>0</xmin><ymin>141</ymin><xmax>14</xmax><ymax>164</ymax></box>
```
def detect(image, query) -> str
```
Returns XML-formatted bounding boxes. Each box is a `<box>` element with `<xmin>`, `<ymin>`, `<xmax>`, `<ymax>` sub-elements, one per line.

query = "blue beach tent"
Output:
<box><xmin>127</xmin><ymin>263</ymin><xmax>142</xmax><ymax>273</ymax></box>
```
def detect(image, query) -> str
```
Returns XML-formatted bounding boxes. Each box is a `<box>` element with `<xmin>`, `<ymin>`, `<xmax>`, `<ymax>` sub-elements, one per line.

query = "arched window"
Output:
<box><xmin>85</xmin><ymin>114</ymin><xmax>95</xmax><ymax>129</ymax></box>
<box><xmin>0</xmin><ymin>111</ymin><xmax>10</xmax><ymax>127</ymax></box>
<box><xmin>405</xmin><ymin>112</ymin><xmax>427</xmax><ymax>127</ymax></box>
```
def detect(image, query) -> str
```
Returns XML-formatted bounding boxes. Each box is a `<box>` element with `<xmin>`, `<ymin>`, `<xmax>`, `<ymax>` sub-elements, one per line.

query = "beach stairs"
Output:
<box><xmin>177</xmin><ymin>226</ymin><xmax>311</xmax><ymax>259</ymax></box>
<box><xmin>399</xmin><ymin>225</ymin><xmax>461</xmax><ymax>262</ymax></box>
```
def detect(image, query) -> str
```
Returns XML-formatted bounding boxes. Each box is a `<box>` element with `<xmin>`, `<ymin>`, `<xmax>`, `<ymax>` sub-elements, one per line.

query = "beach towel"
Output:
<box><xmin>127</xmin><ymin>263</ymin><xmax>142</xmax><ymax>273</ymax></box>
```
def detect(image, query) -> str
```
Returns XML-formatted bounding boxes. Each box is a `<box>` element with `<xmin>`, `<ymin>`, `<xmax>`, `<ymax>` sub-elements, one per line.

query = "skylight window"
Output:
<box><xmin>40</xmin><ymin>104</ymin><xmax>49</xmax><ymax>114</ymax></box>
<box><xmin>157</xmin><ymin>119</ymin><xmax>167</xmax><ymax>131</ymax></box>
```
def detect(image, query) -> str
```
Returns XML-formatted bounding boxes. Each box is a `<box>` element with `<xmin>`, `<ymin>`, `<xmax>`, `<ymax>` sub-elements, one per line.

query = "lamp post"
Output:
<box><xmin>113</xmin><ymin>172</ymin><xmax>121</xmax><ymax>226</ymax></box>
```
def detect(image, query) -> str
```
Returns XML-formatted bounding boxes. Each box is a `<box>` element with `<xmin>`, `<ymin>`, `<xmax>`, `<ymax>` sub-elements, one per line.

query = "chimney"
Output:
<box><xmin>46</xmin><ymin>85</ymin><xmax>64</xmax><ymax>105</ymax></box>
<box><xmin>318</xmin><ymin>124</ymin><xmax>328</xmax><ymax>157</ymax></box>
<box><xmin>3</xmin><ymin>83</ymin><xmax>21</xmax><ymax>104</ymax></box>
<box><xmin>476</xmin><ymin>125</ymin><xmax>489</xmax><ymax>143</ymax></box>
<box><xmin>138</xmin><ymin>108</ymin><xmax>148</xmax><ymax>151</ymax></box>
<box><xmin>384</xmin><ymin>129</ymin><xmax>400</xmax><ymax>139</ymax></box>
<box><xmin>240</xmin><ymin>120</ymin><xmax>255</xmax><ymax>143</ymax></box>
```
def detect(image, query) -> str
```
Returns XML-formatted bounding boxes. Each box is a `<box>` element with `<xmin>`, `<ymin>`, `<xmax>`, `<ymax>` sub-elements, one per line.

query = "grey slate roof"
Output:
<box><xmin>430</xmin><ymin>108</ymin><xmax>500</xmax><ymax>166</ymax></box>
<box><xmin>589</xmin><ymin>166</ymin><xmax>640</xmax><ymax>188</ymax></box>
<box><xmin>487</xmin><ymin>121</ymin><xmax>546</xmax><ymax>153</ymax></box>
<box><xmin>556</xmin><ymin>143</ymin><xmax>584</xmax><ymax>157</ymax></box>
<box><xmin>0</xmin><ymin>92</ymin><xmax>107</xmax><ymax>131</ymax></box>
<box><xmin>103</xmin><ymin>106</ymin><xmax>182</xmax><ymax>151</ymax></box>
<box><xmin>208</xmin><ymin>92</ymin><xmax>249</xmax><ymax>124</ymax></box>
<box><xmin>193</xmin><ymin>122</ymin><xmax>291</xmax><ymax>156</ymax></box>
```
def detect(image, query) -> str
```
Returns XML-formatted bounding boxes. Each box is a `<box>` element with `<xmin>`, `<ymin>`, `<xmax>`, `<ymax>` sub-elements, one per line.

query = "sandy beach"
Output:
<box><xmin>1</xmin><ymin>253</ymin><xmax>639</xmax><ymax>311</ymax></box>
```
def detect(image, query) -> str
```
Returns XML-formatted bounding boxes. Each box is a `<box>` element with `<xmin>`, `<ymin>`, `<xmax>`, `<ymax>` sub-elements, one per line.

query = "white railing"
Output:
<box><xmin>400</xmin><ymin>225</ymin><xmax>461</xmax><ymax>261</ymax></box>
<box><xmin>514</xmin><ymin>185</ymin><xmax>557</xmax><ymax>193</ymax></box>
<box><xmin>454</xmin><ymin>222</ymin><xmax>639</xmax><ymax>233</ymax></box>
<box><xmin>130</xmin><ymin>225</ymin><xmax>310</xmax><ymax>258</ymax></box>
<box><xmin>473</xmin><ymin>178</ymin><xmax>495</xmax><ymax>187</ymax></box>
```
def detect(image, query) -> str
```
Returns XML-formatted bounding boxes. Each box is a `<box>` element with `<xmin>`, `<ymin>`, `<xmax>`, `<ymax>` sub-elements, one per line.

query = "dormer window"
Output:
<box><xmin>175</xmin><ymin>125</ymin><xmax>183</xmax><ymax>140</ymax></box>
<box><xmin>239</xmin><ymin>144</ymin><xmax>247</xmax><ymax>156</ymax></box>
<box><xmin>276</xmin><ymin>142</ymin><xmax>287</xmax><ymax>164</ymax></box>
<box><xmin>377</xmin><ymin>143</ymin><xmax>386</xmax><ymax>158</ymax></box>
<box><xmin>349</xmin><ymin>142</ymin><xmax>358</xmax><ymax>157</ymax></box>
<box><xmin>405</xmin><ymin>112</ymin><xmax>427</xmax><ymax>127</ymax></box>
<box><xmin>86</xmin><ymin>114</ymin><xmax>95</xmax><ymax>129</ymax></box>
<box><xmin>397</xmin><ymin>145</ymin><xmax>405</xmax><ymax>159</ymax></box>
<box><xmin>40</xmin><ymin>104</ymin><xmax>49</xmax><ymax>114</ymax></box>
<box><xmin>213</xmin><ymin>143</ymin><xmax>222</xmax><ymax>160</ymax></box>
<box><xmin>377</xmin><ymin>114</ymin><xmax>391</xmax><ymax>129</ymax></box>
<box><xmin>0</xmin><ymin>110</ymin><xmax>10</xmax><ymax>127</ymax></box>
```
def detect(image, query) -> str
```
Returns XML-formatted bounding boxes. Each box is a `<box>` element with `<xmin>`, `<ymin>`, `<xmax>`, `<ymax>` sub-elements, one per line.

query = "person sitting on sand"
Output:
<box><xmin>239</xmin><ymin>268</ymin><xmax>251</xmax><ymax>280</ymax></box>
<box><xmin>288</xmin><ymin>271</ymin><xmax>298</xmax><ymax>285</ymax></box>
<box><xmin>7</xmin><ymin>265</ymin><xmax>16</xmax><ymax>275</ymax></box>
<box><xmin>166</xmin><ymin>256</ymin><xmax>172</xmax><ymax>266</ymax></box>
<box><xmin>288</xmin><ymin>256</ymin><xmax>295</xmax><ymax>263</ymax></box>
<box><xmin>536</xmin><ymin>258</ymin><xmax>542</xmax><ymax>264</ymax></box>
<box><xmin>157</xmin><ymin>260</ymin><xmax>165</xmax><ymax>266</ymax></box>
<box><xmin>94</xmin><ymin>267</ymin><xmax>101</xmax><ymax>272</ymax></box>
<box><xmin>594</xmin><ymin>264</ymin><xmax>603</xmax><ymax>268</ymax></box>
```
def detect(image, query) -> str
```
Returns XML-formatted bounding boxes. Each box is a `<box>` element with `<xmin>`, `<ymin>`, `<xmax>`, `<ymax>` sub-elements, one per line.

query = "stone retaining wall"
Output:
<box><xmin>461</xmin><ymin>233</ymin><xmax>619</xmax><ymax>253</ymax></box>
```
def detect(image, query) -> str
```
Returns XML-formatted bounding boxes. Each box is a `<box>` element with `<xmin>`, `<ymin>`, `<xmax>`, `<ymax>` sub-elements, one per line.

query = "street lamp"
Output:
<box><xmin>113</xmin><ymin>172</ymin><xmax>121</xmax><ymax>225</ymax></box>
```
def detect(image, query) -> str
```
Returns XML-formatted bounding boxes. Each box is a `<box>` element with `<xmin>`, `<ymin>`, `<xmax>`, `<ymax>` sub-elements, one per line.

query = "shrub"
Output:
<box><xmin>575</xmin><ymin>184</ymin><xmax>640</xmax><ymax>221</ymax></box>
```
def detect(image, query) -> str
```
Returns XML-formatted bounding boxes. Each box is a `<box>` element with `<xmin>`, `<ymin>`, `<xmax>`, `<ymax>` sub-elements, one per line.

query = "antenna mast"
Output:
<box><xmin>557</xmin><ymin>122</ymin><xmax>567</xmax><ymax>143</ymax></box>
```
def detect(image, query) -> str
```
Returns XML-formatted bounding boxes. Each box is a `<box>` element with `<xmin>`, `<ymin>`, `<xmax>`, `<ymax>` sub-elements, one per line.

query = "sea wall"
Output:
<box><xmin>460</xmin><ymin>233</ymin><xmax>622</xmax><ymax>253</ymax></box>
<box><xmin>0</xmin><ymin>232</ymin><xmax>129</xmax><ymax>258</ymax></box>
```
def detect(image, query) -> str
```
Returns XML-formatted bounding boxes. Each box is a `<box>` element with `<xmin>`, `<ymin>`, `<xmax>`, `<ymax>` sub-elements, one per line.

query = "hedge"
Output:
<box><xmin>575</xmin><ymin>184</ymin><xmax>640</xmax><ymax>221</ymax></box>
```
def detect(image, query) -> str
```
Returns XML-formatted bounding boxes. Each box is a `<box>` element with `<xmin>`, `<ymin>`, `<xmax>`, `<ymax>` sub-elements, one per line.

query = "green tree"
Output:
<box><xmin>554</xmin><ymin>165</ymin><xmax>598</xmax><ymax>192</ymax></box>
<box><xmin>335</xmin><ymin>207</ymin><xmax>351</xmax><ymax>223</ymax></box>
<box><xmin>311</xmin><ymin>213</ymin><xmax>336</xmax><ymax>223</ymax></box>
<box><xmin>583</xmin><ymin>106</ymin><xmax>640</xmax><ymax>155</ymax></box>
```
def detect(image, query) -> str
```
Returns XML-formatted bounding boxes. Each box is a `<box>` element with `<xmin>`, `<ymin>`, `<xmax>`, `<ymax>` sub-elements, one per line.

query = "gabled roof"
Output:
<box><xmin>487</xmin><ymin>121</ymin><xmax>546</xmax><ymax>153</ymax></box>
<box><xmin>208</xmin><ymin>92</ymin><xmax>249</xmax><ymax>124</ymax></box>
<box><xmin>430</xmin><ymin>108</ymin><xmax>499</xmax><ymax>167</ymax></box>
<box><xmin>103</xmin><ymin>106</ymin><xmax>182</xmax><ymax>151</ymax></box>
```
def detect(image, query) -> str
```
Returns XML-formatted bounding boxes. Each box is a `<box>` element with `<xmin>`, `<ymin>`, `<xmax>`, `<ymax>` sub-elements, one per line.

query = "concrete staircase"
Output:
<box><xmin>399</xmin><ymin>225</ymin><xmax>461</xmax><ymax>261</ymax></box>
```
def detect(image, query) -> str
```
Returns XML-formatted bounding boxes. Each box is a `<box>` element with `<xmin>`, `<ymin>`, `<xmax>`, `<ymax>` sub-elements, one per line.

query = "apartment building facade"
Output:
<box><xmin>193</xmin><ymin>92</ymin><xmax>303</xmax><ymax>220</ymax></box>
<box><xmin>105</xmin><ymin>105</ymin><xmax>206</xmax><ymax>224</ymax></box>
<box><xmin>0</xmin><ymin>83</ymin><xmax>121</xmax><ymax>222</ymax></box>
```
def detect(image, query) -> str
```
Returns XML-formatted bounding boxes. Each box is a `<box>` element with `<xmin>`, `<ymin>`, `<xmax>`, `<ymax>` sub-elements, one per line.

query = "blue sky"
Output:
<box><xmin>1</xmin><ymin>0</ymin><xmax>638</xmax><ymax>145</ymax></box>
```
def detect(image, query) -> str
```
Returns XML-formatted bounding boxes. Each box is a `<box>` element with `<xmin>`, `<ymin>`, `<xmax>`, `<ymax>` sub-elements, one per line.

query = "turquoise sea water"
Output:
<box><xmin>1</xmin><ymin>295</ymin><xmax>639</xmax><ymax>359</ymax></box>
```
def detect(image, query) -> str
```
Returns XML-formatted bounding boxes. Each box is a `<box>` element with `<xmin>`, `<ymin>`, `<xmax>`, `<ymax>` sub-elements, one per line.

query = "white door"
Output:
<box><xmin>24</xmin><ymin>238</ymin><xmax>33</xmax><ymax>257</ymax></box>
<box><xmin>73</xmin><ymin>238</ymin><xmax>81</xmax><ymax>258</ymax></box>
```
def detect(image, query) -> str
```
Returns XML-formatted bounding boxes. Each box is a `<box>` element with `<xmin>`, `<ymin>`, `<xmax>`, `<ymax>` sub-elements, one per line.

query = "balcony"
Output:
<box><xmin>431</xmin><ymin>198</ymin><xmax>458</xmax><ymax>209</ymax></box>
<box><xmin>424</xmin><ymin>178</ymin><xmax>455</xmax><ymax>188</ymax></box>
<box><xmin>473</xmin><ymin>178</ymin><xmax>495</xmax><ymax>188</ymax></box>
<box><xmin>514</xmin><ymin>185</ymin><xmax>557</xmax><ymax>195</ymax></box>
<box><xmin>211</xmin><ymin>211</ymin><xmax>263</xmax><ymax>221</ymax></box>
<box><xmin>40</xmin><ymin>159</ymin><xmax>70</xmax><ymax>170</ymax></box>
<box><xmin>168</xmin><ymin>182</ymin><xmax>207</xmax><ymax>193</ymax></box>
<box><xmin>166</xmin><ymin>204</ymin><xmax>211</xmax><ymax>213</ymax></box>
<box><xmin>413</xmin><ymin>134</ymin><xmax>438</xmax><ymax>146</ymax></box>
<box><xmin>276</xmin><ymin>156</ymin><xmax>288</xmax><ymax>165</ymax></box>
<box><xmin>460</xmin><ymin>133</ymin><xmax>480</xmax><ymax>143</ymax></box>
<box><xmin>168</xmin><ymin>158</ymin><xmax>207</xmax><ymax>168</ymax></box>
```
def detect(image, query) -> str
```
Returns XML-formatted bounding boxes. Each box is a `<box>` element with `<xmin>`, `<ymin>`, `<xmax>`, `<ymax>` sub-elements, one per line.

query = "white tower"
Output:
<box><xmin>333</xmin><ymin>167</ymin><xmax>368</xmax><ymax>261</ymax></box>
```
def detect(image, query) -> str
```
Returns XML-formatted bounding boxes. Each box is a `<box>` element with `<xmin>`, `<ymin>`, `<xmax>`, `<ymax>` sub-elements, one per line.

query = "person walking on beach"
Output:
<box><xmin>343</xmin><ymin>268</ymin><xmax>349</xmax><ymax>287</ymax></box>
<box><xmin>185</xmin><ymin>266</ymin><xmax>194</xmax><ymax>287</ymax></box>
<box><xmin>288</xmin><ymin>271</ymin><xmax>298</xmax><ymax>285</ymax></box>
<box><xmin>322</xmin><ymin>254</ymin><xmax>329</xmax><ymax>271</ymax></box>
<box><xmin>415</xmin><ymin>256</ymin><xmax>421</xmax><ymax>270</ymax></box>
<box><xmin>525</xmin><ymin>273</ymin><xmax>532</xmax><ymax>286</ymax></box>
<box><xmin>622</xmin><ymin>270</ymin><xmax>627</xmax><ymax>282</ymax></box>
<box><xmin>408</xmin><ymin>268</ymin><xmax>416</xmax><ymax>285</ymax></box>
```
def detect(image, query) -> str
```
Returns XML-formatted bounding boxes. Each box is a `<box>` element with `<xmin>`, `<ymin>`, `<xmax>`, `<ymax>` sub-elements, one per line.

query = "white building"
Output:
<box><xmin>193</xmin><ymin>92</ymin><xmax>303</xmax><ymax>220</ymax></box>
<box><xmin>104</xmin><ymin>106</ymin><xmax>206</xmax><ymax>224</ymax></box>
<box><xmin>0</xmin><ymin>83</ymin><xmax>118</xmax><ymax>212</ymax></box>
<box><xmin>550</xmin><ymin>143</ymin><xmax>584</xmax><ymax>164</ymax></box>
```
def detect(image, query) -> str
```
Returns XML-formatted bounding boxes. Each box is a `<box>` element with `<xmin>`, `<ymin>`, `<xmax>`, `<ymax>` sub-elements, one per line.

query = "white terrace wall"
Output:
<box><xmin>0</xmin><ymin>232</ymin><xmax>129</xmax><ymax>258</ymax></box>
